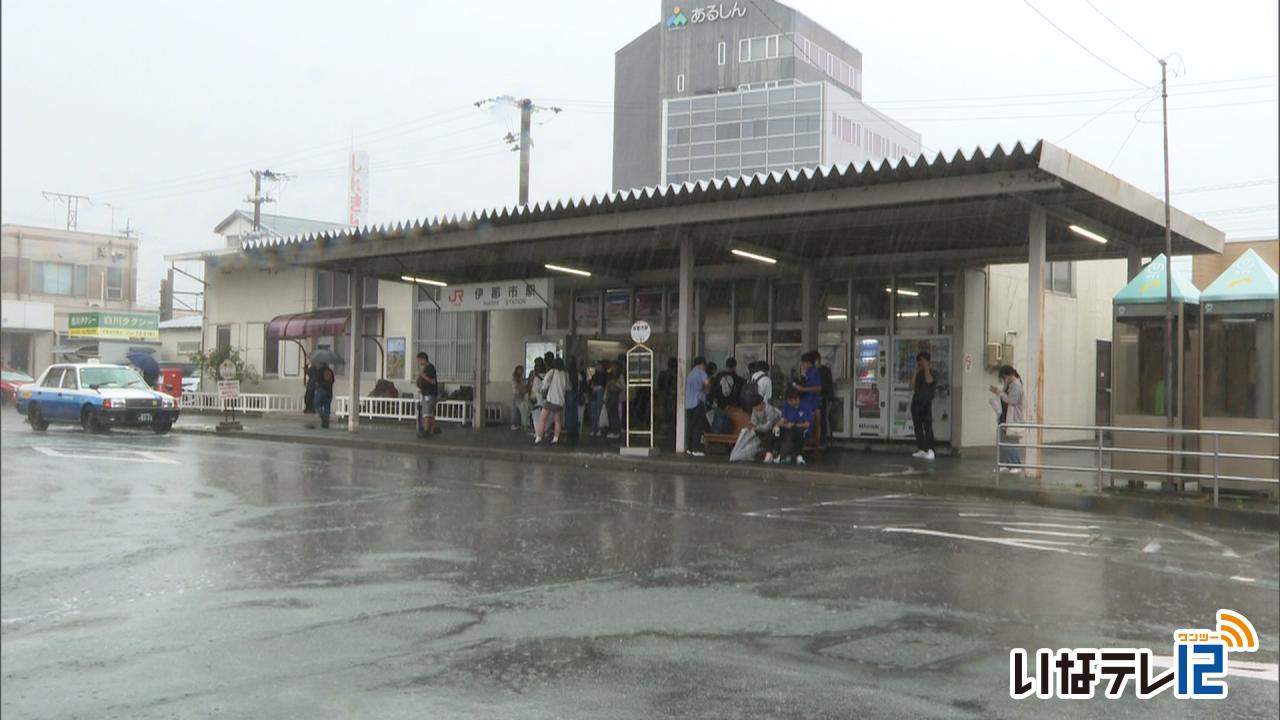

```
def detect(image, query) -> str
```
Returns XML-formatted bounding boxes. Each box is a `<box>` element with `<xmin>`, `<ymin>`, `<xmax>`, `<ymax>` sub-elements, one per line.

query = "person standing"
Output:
<box><xmin>745</xmin><ymin>360</ymin><xmax>773</xmax><ymax>408</ymax></box>
<box><xmin>528</xmin><ymin>357</ymin><xmax>546</xmax><ymax>433</ymax></box>
<box><xmin>813</xmin><ymin>349</ymin><xmax>835</xmax><ymax>446</ymax></box>
<box><xmin>792</xmin><ymin>353</ymin><xmax>823</xmax><ymax>423</ymax></box>
<box><xmin>510</xmin><ymin>365</ymin><xmax>529</xmax><ymax>431</ymax></box>
<box><xmin>564</xmin><ymin>358</ymin><xmax>583</xmax><ymax>447</ymax></box>
<box><xmin>416</xmin><ymin>352</ymin><xmax>439</xmax><ymax>439</ymax></box>
<box><xmin>303</xmin><ymin>361</ymin><xmax>317</xmax><ymax>414</ymax></box>
<box><xmin>991</xmin><ymin>365</ymin><xmax>1025</xmax><ymax>473</ymax></box>
<box><xmin>535</xmin><ymin>358</ymin><xmax>567</xmax><ymax>445</ymax></box>
<box><xmin>911</xmin><ymin>351</ymin><xmax>937</xmax><ymax>459</ymax></box>
<box><xmin>684</xmin><ymin>356</ymin><xmax>711</xmax><ymax>457</ymax></box>
<box><xmin>314</xmin><ymin>363</ymin><xmax>335</xmax><ymax>429</ymax></box>
<box><xmin>605</xmin><ymin>361</ymin><xmax>623</xmax><ymax>440</ymax></box>
<box><xmin>710</xmin><ymin>357</ymin><xmax>744</xmax><ymax>409</ymax></box>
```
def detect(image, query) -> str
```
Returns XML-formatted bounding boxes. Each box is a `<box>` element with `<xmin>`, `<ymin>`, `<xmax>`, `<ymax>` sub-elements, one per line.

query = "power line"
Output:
<box><xmin>1021</xmin><ymin>0</ymin><xmax>1148</xmax><ymax>87</ymax></box>
<box><xmin>1173</xmin><ymin>178</ymin><xmax>1278</xmax><ymax>194</ymax></box>
<box><xmin>1084</xmin><ymin>0</ymin><xmax>1161</xmax><ymax>62</ymax></box>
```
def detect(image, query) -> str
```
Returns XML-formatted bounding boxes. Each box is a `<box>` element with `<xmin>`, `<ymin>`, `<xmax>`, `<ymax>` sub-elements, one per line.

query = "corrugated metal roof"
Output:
<box><xmin>217</xmin><ymin>210</ymin><xmax>348</xmax><ymax>239</ymax></box>
<box><xmin>159</xmin><ymin>315</ymin><xmax>202</xmax><ymax>330</ymax></box>
<box><xmin>243</xmin><ymin>141</ymin><xmax>1224</xmax><ymax>257</ymax></box>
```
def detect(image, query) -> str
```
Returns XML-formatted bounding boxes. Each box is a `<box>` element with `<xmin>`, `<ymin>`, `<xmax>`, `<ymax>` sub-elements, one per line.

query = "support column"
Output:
<box><xmin>473</xmin><ymin>311</ymin><xmax>487</xmax><ymax>429</ymax></box>
<box><xmin>347</xmin><ymin>268</ymin><xmax>363</xmax><ymax>433</ymax></box>
<box><xmin>801</xmin><ymin>267</ymin><xmax>817</xmax><ymax>351</ymax></box>
<box><xmin>1025</xmin><ymin>209</ymin><xmax>1046</xmax><ymax>472</ymax></box>
<box><xmin>675</xmin><ymin>234</ymin><xmax>694</xmax><ymax>454</ymax></box>
<box><xmin>1126</xmin><ymin>245</ymin><xmax>1143</xmax><ymax>280</ymax></box>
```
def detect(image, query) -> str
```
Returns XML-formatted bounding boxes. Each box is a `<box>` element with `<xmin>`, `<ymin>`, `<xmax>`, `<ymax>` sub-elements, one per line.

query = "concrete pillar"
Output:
<box><xmin>801</xmin><ymin>266</ymin><xmax>817</xmax><ymax>351</ymax></box>
<box><xmin>1025</xmin><ymin>209</ymin><xmax>1046</xmax><ymax>472</ymax></box>
<box><xmin>473</xmin><ymin>311</ymin><xmax>487</xmax><ymax>429</ymax></box>
<box><xmin>347</xmin><ymin>268</ymin><xmax>363</xmax><ymax>433</ymax></box>
<box><xmin>1126</xmin><ymin>245</ymin><xmax>1143</xmax><ymax>280</ymax></box>
<box><xmin>675</xmin><ymin>234</ymin><xmax>694</xmax><ymax>453</ymax></box>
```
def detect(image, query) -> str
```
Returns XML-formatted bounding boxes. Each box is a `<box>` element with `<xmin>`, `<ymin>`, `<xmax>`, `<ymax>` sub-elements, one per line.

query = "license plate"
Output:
<box><xmin>138</xmin><ymin>413</ymin><xmax>152</xmax><ymax>422</ymax></box>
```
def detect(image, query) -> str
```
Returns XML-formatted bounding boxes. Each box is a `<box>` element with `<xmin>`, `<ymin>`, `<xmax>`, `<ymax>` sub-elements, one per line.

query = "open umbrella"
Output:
<box><xmin>310</xmin><ymin>348</ymin><xmax>342</xmax><ymax>366</ymax></box>
<box><xmin>126</xmin><ymin>351</ymin><xmax>160</xmax><ymax>380</ymax></box>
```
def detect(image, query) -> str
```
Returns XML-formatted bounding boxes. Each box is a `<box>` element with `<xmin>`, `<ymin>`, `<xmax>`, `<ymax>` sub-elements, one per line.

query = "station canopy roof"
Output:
<box><xmin>239</xmin><ymin>141</ymin><xmax>1226</xmax><ymax>286</ymax></box>
<box><xmin>266</xmin><ymin>309</ymin><xmax>383</xmax><ymax>340</ymax></box>
<box><xmin>1113</xmin><ymin>254</ymin><xmax>1201</xmax><ymax>305</ymax></box>
<box><xmin>1200</xmin><ymin>249</ymin><xmax>1280</xmax><ymax>302</ymax></box>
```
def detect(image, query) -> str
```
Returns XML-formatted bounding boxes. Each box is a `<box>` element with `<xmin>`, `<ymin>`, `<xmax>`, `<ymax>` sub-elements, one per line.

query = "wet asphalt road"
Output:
<box><xmin>2</xmin><ymin>416</ymin><xmax>1278</xmax><ymax>719</ymax></box>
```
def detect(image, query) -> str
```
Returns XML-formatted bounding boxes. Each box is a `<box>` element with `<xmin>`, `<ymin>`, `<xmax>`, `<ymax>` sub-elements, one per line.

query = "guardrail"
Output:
<box><xmin>998</xmin><ymin>422</ymin><xmax>1279</xmax><ymax>507</ymax></box>
<box><xmin>180</xmin><ymin>392</ymin><xmax>303</xmax><ymax>413</ymax></box>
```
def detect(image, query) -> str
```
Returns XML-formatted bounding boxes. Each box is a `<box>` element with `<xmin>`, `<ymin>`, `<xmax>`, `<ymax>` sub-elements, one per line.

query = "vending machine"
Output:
<box><xmin>890</xmin><ymin>336</ymin><xmax>952</xmax><ymax>443</ymax></box>
<box><xmin>851</xmin><ymin>336</ymin><xmax>889</xmax><ymax>438</ymax></box>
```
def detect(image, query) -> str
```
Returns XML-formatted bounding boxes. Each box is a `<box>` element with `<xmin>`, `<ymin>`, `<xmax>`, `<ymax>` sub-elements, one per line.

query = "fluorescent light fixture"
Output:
<box><xmin>827</xmin><ymin>306</ymin><xmax>849</xmax><ymax>313</ymax></box>
<box><xmin>1069</xmin><ymin>224</ymin><xmax>1109</xmax><ymax>244</ymax></box>
<box><xmin>545</xmin><ymin>263</ymin><xmax>592</xmax><ymax>277</ymax></box>
<box><xmin>896</xmin><ymin>311</ymin><xmax>932</xmax><ymax>318</ymax></box>
<box><xmin>826</xmin><ymin>314</ymin><xmax>848</xmax><ymax>321</ymax></box>
<box><xmin>730</xmin><ymin>248</ymin><xmax>778</xmax><ymax>265</ymax></box>
<box><xmin>885</xmin><ymin>287</ymin><xmax>920</xmax><ymax>297</ymax></box>
<box><xmin>400</xmin><ymin>275</ymin><xmax>448</xmax><ymax>287</ymax></box>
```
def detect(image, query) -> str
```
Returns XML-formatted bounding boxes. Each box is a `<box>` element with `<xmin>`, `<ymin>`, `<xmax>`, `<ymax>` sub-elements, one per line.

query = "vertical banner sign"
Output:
<box><xmin>348</xmin><ymin>151</ymin><xmax>369</xmax><ymax>228</ymax></box>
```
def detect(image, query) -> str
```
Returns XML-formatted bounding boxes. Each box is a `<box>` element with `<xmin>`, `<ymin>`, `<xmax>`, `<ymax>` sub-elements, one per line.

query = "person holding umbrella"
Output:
<box><xmin>126</xmin><ymin>350</ymin><xmax>160</xmax><ymax>389</ymax></box>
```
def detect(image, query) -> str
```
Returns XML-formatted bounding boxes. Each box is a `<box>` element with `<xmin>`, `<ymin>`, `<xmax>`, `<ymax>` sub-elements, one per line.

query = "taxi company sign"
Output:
<box><xmin>67</xmin><ymin>311</ymin><xmax>160</xmax><ymax>341</ymax></box>
<box><xmin>442</xmin><ymin>278</ymin><xmax>551</xmax><ymax>313</ymax></box>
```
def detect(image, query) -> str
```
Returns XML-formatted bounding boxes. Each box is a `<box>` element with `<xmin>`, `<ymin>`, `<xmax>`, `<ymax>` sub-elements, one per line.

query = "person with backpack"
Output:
<box><xmin>711</xmin><ymin>357</ymin><xmax>744</xmax><ymax>410</ymax></box>
<box><xmin>742</xmin><ymin>360</ymin><xmax>773</xmax><ymax>409</ymax></box>
<box><xmin>415</xmin><ymin>352</ymin><xmax>439</xmax><ymax>438</ymax></box>
<box><xmin>527</xmin><ymin>357</ymin><xmax>546</xmax><ymax>434</ymax></box>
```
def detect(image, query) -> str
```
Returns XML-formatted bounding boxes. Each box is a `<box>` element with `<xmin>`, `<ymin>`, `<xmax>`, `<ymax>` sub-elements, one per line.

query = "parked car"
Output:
<box><xmin>14</xmin><ymin>361</ymin><xmax>179</xmax><ymax>433</ymax></box>
<box><xmin>1</xmin><ymin>369</ymin><xmax>35</xmax><ymax>405</ymax></box>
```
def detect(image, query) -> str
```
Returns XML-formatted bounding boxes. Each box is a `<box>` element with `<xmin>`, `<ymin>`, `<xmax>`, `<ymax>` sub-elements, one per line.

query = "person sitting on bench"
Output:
<box><xmin>768</xmin><ymin>389</ymin><xmax>813</xmax><ymax>465</ymax></box>
<box><xmin>748</xmin><ymin>393</ymin><xmax>781</xmax><ymax>462</ymax></box>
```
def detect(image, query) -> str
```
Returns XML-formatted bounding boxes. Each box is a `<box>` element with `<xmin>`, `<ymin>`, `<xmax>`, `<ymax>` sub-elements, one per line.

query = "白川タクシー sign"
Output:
<box><xmin>67</xmin><ymin>311</ymin><xmax>160</xmax><ymax>340</ymax></box>
<box><xmin>441</xmin><ymin>278</ymin><xmax>551</xmax><ymax>313</ymax></box>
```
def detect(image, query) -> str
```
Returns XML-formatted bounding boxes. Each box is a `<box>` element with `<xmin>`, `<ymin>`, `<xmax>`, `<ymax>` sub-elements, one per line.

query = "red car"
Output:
<box><xmin>1</xmin><ymin>368</ymin><xmax>35</xmax><ymax>405</ymax></box>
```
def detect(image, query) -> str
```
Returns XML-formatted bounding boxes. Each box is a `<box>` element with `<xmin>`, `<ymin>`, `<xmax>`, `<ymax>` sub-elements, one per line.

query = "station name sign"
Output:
<box><xmin>666</xmin><ymin>2</ymin><xmax>746</xmax><ymax>28</ymax></box>
<box><xmin>442</xmin><ymin>278</ymin><xmax>551</xmax><ymax>313</ymax></box>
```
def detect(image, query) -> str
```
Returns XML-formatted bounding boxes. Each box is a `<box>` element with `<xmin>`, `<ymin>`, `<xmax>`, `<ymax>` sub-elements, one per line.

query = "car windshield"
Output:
<box><xmin>79</xmin><ymin>366</ymin><xmax>149</xmax><ymax>390</ymax></box>
<box><xmin>2</xmin><ymin>371</ymin><xmax>34</xmax><ymax>382</ymax></box>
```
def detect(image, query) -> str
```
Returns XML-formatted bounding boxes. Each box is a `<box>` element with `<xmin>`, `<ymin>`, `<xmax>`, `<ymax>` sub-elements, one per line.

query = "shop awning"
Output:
<box><xmin>266</xmin><ymin>309</ymin><xmax>383</xmax><ymax>340</ymax></box>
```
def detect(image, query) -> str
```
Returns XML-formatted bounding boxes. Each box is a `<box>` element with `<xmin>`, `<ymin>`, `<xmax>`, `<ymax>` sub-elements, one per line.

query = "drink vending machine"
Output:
<box><xmin>852</xmin><ymin>336</ymin><xmax>889</xmax><ymax>438</ymax></box>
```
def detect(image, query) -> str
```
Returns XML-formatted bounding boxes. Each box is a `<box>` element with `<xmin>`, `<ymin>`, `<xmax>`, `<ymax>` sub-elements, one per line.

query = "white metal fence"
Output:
<box><xmin>998</xmin><ymin>422</ymin><xmax>1280</xmax><ymax>507</ymax></box>
<box><xmin>183</xmin><ymin>391</ymin><xmax>504</xmax><ymax>425</ymax></box>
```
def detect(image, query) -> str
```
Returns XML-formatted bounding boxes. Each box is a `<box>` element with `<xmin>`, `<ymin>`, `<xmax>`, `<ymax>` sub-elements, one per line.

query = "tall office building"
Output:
<box><xmin>613</xmin><ymin>0</ymin><xmax>921</xmax><ymax>191</ymax></box>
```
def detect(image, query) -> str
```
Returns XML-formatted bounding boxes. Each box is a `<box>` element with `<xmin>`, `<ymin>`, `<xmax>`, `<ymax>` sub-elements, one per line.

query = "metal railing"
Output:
<box><xmin>997</xmin><ymin>422</ymin><xmax>1279</xmax><ymax>507</ymax></box>
<box><xmin>182</xmin><ymin>391</ymin><xmax>504</xmax><ymax>425</ymax></box>
<box><xmin>181</xmin><ymin>392</ymin><xmax>304</xmax><ymax>413</ymax></box>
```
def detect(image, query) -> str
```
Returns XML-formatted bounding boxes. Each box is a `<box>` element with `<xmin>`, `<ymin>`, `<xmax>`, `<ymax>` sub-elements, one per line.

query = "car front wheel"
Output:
<box><xmin>29</xmin><ymin>404</ymin><xmax>49</xmax><ymax>431</ymax></box>
<box><xmin>152</xmin><ymin>422</ymin><xmax>172</xmax><ymax>435</ymax></box>
<box><xmin>80</xmin><ymin>405</ymin><xmax>102</xmax><ymax>433</ymax></box>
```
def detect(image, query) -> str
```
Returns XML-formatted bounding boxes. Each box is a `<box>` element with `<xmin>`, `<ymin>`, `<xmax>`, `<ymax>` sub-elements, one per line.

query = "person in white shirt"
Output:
<box><xmin>748</xmin><ymin>361</ymin><xmax>774</xmax><ymax>408</ymax></box>
<box><xmin>535</xmin><ymin>357</ymin><xmax>567</xmax><ymax>445</ymax></box>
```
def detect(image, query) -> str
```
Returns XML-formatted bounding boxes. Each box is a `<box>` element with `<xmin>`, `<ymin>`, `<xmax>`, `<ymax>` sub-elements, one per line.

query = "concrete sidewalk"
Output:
<box><xmin>174</xmin><ymin>412</ymin><xmax>1278</xmax><ymax>531</ymax></box>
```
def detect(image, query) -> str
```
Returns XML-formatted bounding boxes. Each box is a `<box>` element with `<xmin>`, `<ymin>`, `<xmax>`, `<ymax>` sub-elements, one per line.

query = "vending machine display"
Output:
<box><xmin>890</xmin><ymin>336</ymin><xmax>952</xmax><ymax>442</ymax></box>
<box><xmin>852</xmin><ymin>336</ymin><xmax>889</xmax><ymax>438</ymax></box>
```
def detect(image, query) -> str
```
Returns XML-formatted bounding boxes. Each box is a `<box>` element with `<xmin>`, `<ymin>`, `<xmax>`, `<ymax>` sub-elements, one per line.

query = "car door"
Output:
<box><xmin>60</xmin><ymin>368</ymin><xmax>87</xmax><ymax>421</ymax></box>
<box><xmin>36</xmin><ymin>367</ymin><xmax>67</xmax><ymax>420</ymax></box>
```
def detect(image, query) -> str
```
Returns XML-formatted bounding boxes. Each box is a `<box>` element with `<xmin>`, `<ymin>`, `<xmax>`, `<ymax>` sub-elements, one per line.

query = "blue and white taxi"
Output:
<box><xmin>14</xmin><ymin>361</ymin><xmax>179</xmax><ymax>433</ymax></box>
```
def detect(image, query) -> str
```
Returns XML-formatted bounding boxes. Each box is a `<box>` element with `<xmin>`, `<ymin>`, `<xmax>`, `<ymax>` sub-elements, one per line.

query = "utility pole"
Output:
<box><xmin>475</xmin><ymin>96</ymin><xmax>562</xmax><ymax>206</ymax></box>
<box><xmin>1159</xmin><ymin>60</ymin><xmax>1173</xmax><ymax>431</ymax></box>
<box><xmin>42</xmin><ymin>191</ymin><xmax>91</xmax><ymax>231</ymax></box>
<box><xmin>246</xmin><ymin>170</ymin><xmax>283</xmax><ymax>231</ymax></box>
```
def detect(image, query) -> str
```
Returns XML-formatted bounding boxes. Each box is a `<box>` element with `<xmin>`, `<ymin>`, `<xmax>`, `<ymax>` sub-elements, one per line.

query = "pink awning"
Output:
<box><xmin>266</xmin><ymin>309</ymin><xmax>382</xmax><ymax>341</ymax></box>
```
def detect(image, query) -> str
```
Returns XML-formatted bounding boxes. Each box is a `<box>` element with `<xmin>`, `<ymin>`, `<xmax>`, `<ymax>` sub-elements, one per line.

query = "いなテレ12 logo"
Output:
<box><xmin>1010</xmin><ymin>609</ymin><xmax>1259</xmax><ymax>700</ymax></box>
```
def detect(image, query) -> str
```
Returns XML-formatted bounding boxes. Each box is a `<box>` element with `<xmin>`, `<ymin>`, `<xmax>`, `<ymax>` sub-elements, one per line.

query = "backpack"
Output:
<box><xmin>739</xmin><ymin>375</ymin><xmax>757</xmax><ymax>407</ymax></box>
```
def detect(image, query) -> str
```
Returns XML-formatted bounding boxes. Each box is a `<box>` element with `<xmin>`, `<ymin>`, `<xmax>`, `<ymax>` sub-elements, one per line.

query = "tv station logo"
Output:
<box><xmin>1010</xmin><ymin>609</ymin><xmax>1260</xmax><ymax>700</ymax></box>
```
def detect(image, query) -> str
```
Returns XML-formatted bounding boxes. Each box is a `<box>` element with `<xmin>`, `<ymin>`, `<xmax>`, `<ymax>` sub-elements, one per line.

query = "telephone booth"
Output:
<box><xmin>1198</xmin><ymin>249</ymin><xmax>1279</xmax><ymax>496</ymax></box>
<box><xmin>1111</xmin><ymin>255</ymin><xmax>1201</xmax><ymax>486</ymax></box>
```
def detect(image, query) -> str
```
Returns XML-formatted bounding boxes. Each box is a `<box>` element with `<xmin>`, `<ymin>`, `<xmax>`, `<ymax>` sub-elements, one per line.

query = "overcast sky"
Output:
<box><xmin>3</xmin><ymin>0</ymin><xmax>1276</xmax><ymax>306</ymax></box>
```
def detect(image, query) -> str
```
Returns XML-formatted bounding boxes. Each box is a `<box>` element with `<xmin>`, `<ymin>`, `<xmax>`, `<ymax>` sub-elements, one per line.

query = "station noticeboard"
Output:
<box><xmin>67</xmin><ymin>311</ymin><xmax>160</xmax><ymax>341</ymax></box>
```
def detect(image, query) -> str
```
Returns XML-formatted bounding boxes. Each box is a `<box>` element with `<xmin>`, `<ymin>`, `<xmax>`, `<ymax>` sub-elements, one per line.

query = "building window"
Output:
<box><xmin>676</xmin><ymin>73</ymin><xmax>685</xmax><ymax>93</ymax></box>
<box><xmin>31</xmin><ymin>262</ymin><xmax>88</xmax><ymax>296</ymax></box>
<box><xmin>216</xmin><ymin>325</ymin><xmax>231</xmax><ymax>353</ymax></box>
<box><xmin>316</xmin><ymin>270</ymin><xmax>377</xmax><ymax>309</ymax></box>
<box><xmin>106</xmin><ymin>266</ymin><xmax>124</xmax><ymax>300</ymax></box>
<box><xmin>262</xmin><ymin>328</ymin><xmax>279</xmax><ymax>376</ymax></box>
<box><xmin>414</xmin><ymin>308</ymin><xmax>476</xmax><ymax>382</ymax></box>
<box><xmin>739</xmin><ymin>35</ymin><xmax>782</xmax><ymax>63</ymax></box>
<box><xmin>717</xmin><ymin>41</ymin><xmax>726</xmax><ymax>66</ymax></box>
<box><xmin>1049</xmin><ymin>261</ymin><xmax>1074</xmax><ymax>295</ymax></box>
